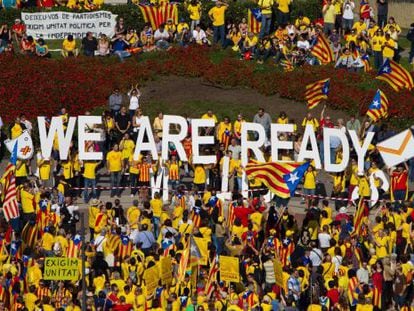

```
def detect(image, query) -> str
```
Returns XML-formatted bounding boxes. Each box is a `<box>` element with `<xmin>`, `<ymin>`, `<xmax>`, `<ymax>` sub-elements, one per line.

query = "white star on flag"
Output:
<box><xmin>372</xmin><ymin>100</ymin><xmax>380</xmax><ymax>108</ymax></box>
<box><xmin>287</xmin><ymin>172</ymin><xmax>299</xmax><ymax>184</ymax></box>
<box><xmin>383</xmin><ymin>66</ymin><xmax>390</xmax><ymax>72</ymax></box>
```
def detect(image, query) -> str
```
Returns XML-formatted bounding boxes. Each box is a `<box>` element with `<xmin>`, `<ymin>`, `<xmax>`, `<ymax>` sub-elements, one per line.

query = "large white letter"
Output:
<box><xmin>349</xmin><ymin>130</ymin><xmax>374</xmax><ymax>172</ymax></box>
<box><xmin>298</xmin><ymin>125</ymin><xmax>321</xmax><ymax>169</ymax></box>
<box><xmin>38</xmin><ymin>116</ymin><xmax>76</xmax><ymax>160</ymax></box>
<box><xmin>150</xmin><ymin>166</ymin><xmax>169</xmax><ymax>202</ymax></box>
<box><xmin>78</xmin><ymin>116</ymin><xmax>103</xmax><ymax>160</ymax></box>
<box><xmin>323</xmin><ymin>127</ymin><xmax>349</xmax><ymax>172</ymax></box>
<box><xmin>271</xmin><ymin>124</ymin><xmax>294</xmax><ymax>162</ymax></box>
<box><xmin>221</xmin><ymin>155</ymin><xmax>230</xmax><ymax>193</ymax></box>
<box><xmin>191</xmin><ymin>119</ymin><xmax>216</xmax><ymax>164</ymax></box>
<box><xmin>133</xmin><ymin>117</ymin><xmax>158</xmax><ymax>161</ymax></box>
<box><xmin>161</xmin><ymin>115</ymin><xmax>188</xmax><ymax>161</ymax></box>
<box><xmin>241</xmin><ymin>122</ymin><xmax>266</xmax><ymax>166</ymax></box>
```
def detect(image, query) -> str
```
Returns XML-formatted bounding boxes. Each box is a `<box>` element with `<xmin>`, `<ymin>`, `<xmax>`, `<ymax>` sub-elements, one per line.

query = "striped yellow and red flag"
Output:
<box><xmin>372</xmin><ymin>287</ymin><xmax>381</xmax><ymax>309</ymax></box>
<box><xmin>21</xmin><ymin>222</ymin><xmax>38</xmax><ymax>251</ymax></box>
<box><xmin>245</xmin><ymin>161</ymin><xmax>302</xmax><ymax>199</ymax></box>
<box><xmin>366</xmin><ymin>89</ymin><xmax>389</xmax><ymax>122</ymax></box>
<box><xmin>304</xmin><ymin>78</ymin><xmax>330</xmax><ymax>109</ymax></box>
<box><xmin>353</xmin><ymin>199</ymin><xmax>368</xmax><ymax>235</ymax></box>
<box><xmin>377</xmin><ymin>58</ymin><xmax>414</xmax><ymax>92</ymax></box>
<box><xmin>138</xmin><ymin>3</ymin><xmax>178</xmax><ymax>30</ymax></box>
<box><xmin>311</xmin><ymin>34</ymin><xmax>334</xmax><ymax>64</ymax></box>
<box><xmin>205</xmin><ymin>256</ymin><xmax>219</xmax><ymax>298</ymax></box>
<box><xmin>177</xmin><ymin>246</ymin><xmax>190</xmax><ymax>283</ymax></box>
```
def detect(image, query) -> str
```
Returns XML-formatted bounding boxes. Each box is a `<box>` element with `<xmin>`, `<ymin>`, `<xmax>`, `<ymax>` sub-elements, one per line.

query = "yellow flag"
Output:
<box><xmin>144</xmin><ymin>264</ymin><xmax>160</xmax><ymax>296</ymax></box>
<box><xmin>219</xmin><ymin>256</ymin><xmax>240</xmax><ymax>283</ymax></box>
<box><xmin>160</xmin><ymin>257</ymin><xmax>173</xmax><ymax>285</ymax></box>
<box><xmin>273</xmin><ymin>257</ymin><xmax>284</xmax><ymax>287</ymax></box>
<box><xmin>193</xmin><ymin>237</ymin><xmax>209</xmax><ymax>266</ymax></box>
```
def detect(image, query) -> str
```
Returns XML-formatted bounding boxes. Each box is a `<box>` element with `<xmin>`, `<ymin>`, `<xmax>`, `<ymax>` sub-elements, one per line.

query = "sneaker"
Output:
<box><xmin>130</xmin><ymin>194</ymin><xmax>134</xmax><ymax>198</ymax></box>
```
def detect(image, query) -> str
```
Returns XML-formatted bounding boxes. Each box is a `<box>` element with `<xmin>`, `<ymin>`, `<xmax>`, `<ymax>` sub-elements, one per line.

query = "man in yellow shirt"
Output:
<box><xmin>83</xmin><ymin>160</ymin><xmax>100</xmax><ymax>203</ymax></box>
<box><xmin>208</xmin><ymin>1</ymin><xmax>228</xmax><ymax>47</ymax></box>
<box><xmin>371</xmin><ymin>29</ymin><xmax>385</xmax><ymax>68</ymax></box>
<box><xmin>187</xmin><ymin>0</ymin><xmax>201</xmax><ymax>31</ymax></box>
<box><xmin>322</xmin><ymin>0</ymin><xmax>336</xmax><ymax>35</ymax></box>
<box><xmin>61</xmin><ymin>35</ymin><xmax>79</xmax><ymax>58</ymax></box>
<box><xmin>106</xmin><ymin>144</ymin><xmax>123</xmax><ymax>198</ymax></box>
<box><xmin>21</xmin><ymin>182</ymin><xmax>36</xmax><ymax>223</ymax></box>
<box><xmin>242</xmin><ymin>32</ymin><xmax>258</xmax><ymax>55</ymax></box>
<box><xmin>382</xmin><ymin>33</ymin><xmax>396</xmax><ymax>60</ymax></box>
<box><xmin>258</xmin><ymin>0</ymin><xmax>273</xmax><ymax>38</ymax></box>
<box><xmin>276</xmin><ymin>0</ymin><xmax>291</xmax><ymax>26</ymax></box>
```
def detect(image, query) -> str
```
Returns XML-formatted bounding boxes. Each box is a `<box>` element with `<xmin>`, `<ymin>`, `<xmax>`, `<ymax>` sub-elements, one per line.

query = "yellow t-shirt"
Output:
<box><xmin>106</xmin><ymin>150</ymin><xmax>122</xmax><ymax>172</ymax></box>
<box><xmin>323</xmin><ymin>4</ymin><xmax>336</xmax><ymax>23</ymax></box>
<box><xmin>303</xmin><ymin>171</ymin><xmax>317</xmax><ymax>189</ymax></box>
<box><xmin>277</xmin><ymin>0</ymin><xmax>291</xmax><ymax>13</ymax></box>
<box><xmin>352</xmin><ymin>22</ymin><xmax>367</xmax><ymax>34</ymax></box>
<box><xmin>383</xmin><ymin>38</ymin><xmax>396</xmax><ymax>58</ymax></box>
<box><xmin>15</xmin><ymin>161</ymin><xmax>28</xmax><ymax>177</ymax></box>
<box><xmin>21</xmin><ymin>189</ymin><xmax>35</xmax><ymax>213</ymax></box>
<box><xmin>121</xmin><ymin>139</ymin><xmax>135</xmax><ymax>160</ymax></box>
<box><xmin>371</xmin><ymin>35</ymin><xmax>385</xmax><ymax>52</ymax></box>
<box><xmin>208</xmin><ymin>6</ymin><xmax>227</xmax><ymax>27</ymax></box>
<box><xmin>61</xmin><ymin>161</ymin><xmax>74</xmax><ymax>180</ymax></box>
<box><xmin>177</xmin><ymin>22</ymin><xmax>190</xmax><ymax>33</ymax></box>
<box><xmin>245</xmin><ymin>35</ymin><xmax>258</xmax><ymax>47</ymax></box>
<box><xmin>188</xmin><ymin>3</ymin><xmax>201</xmax><ymax>21</ymax></box>
<box><xmin>259</xmin><ymin>0</ymin><xmax>274</xmax><ymax>15</ymax></box>
<box><xmin>24</xmin><ymin>292</ymin><xmax>38</xmax><ymax>311</ymax></box>
<box><xmin>42</xmin><ymin>232</ymin><xmax>55</xmax><ymax>251</ymax></box>
<box><xmin>11</xmin><ymin>123</ymin><xmax>23</xmax><ymax>139</ymax></box>
<box><xmin>193</xmin><ymin>165</ymin><xmax>206</xmax><ymax>184</ymax></box>
<box><xmin>62</xmin><ymin>39</ymin><xmax>76</xmax><ymax>51</ymax></box>
<box><xmin>150</xmin><ymin>198</ymin><xmax>163</xmax><ymax>218</ymax></box>
<box><xmin>38</xmin><ymin>159</ymin><xmax>51</xmax><ymax>181</ymax></box>
<box><xmin>83</xmin><ymin>161</ymin><xmax>99</xmax><ymax>179</ymax></box>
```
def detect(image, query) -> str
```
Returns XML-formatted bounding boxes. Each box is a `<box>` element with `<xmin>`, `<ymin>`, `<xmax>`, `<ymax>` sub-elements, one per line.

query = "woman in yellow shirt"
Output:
<box><xmin>382</xmin><ymin>33</ymin><xmax>396</xmax><ymax>60</ymax></box>
<box><xmin>303</xmin><ymin>165</ymin><xmax>317</xmax><ymax>208</ymax></box>
<box><xmin>187</xmin><ymin>0</ymin><xmax>202</xmax><ymax>31</ymax></box>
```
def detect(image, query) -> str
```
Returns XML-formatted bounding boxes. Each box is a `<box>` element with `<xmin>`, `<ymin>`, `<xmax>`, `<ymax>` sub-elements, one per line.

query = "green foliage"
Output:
<box><xmin>0</xmin><ymin>0</ymin><xmax>322</xmax><ymax>30</ymax></box>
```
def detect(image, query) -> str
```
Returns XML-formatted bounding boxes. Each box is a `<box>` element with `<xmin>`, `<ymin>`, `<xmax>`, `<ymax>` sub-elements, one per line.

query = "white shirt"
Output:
<box><xmin>154</xmin><ymin>29</ymin><xmax>169</xmax><ymax>41</ymax></box>
<box><xmin>129</xmin><ymin>95</ymin><xmax>140</xmax><ymax>111</ymax></box>
<box><xmin>94</xmin><ymin>235</ymin><xmax>106</xmax><ymax>252</ymax></box>
<box><xmin>342</xmin><ymin>1</ymin><xmax>355</xmax><ymax>19</ymax></box>
<box><xmin>297</xmin><ymin>40</ymin><xmax>310</xmax><ymax>50</ymax></box>
<box><xmin>357</xmin><ymin>267</ymin><xmax>369</xmax><ymax>284</ymax></box>
<box><xmin>318</xmin><ymin>232</ymin><xmax>331</xmax><ymax>248</ymax></box>
<box><xmin>193</xmin><ymin>29</ymin><xmax>207</xmax><ymax>42</ymax></box>
<box><xmin>332</xmin><ymin>255</ymin><xmax>343</xmax><ymax>273</ymax></box>
<box><xmin>309</xmin><ymin>248</ymin><xmax>323</xmax><ymax>267</ymax></box>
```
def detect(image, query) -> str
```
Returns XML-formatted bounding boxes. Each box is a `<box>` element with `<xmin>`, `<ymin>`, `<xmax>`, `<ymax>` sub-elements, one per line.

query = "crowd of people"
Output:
<box><xmin>0</xmin><ymin>0</ymin><xmax>413</xmax><ymax>68</ymax></box>
<box><xmin>1</xmin><ymin>0</ymin><xmax>414</xmax><ymax>311</ymax></box>
<box><xmin>0</xmin><ymin>85</ymin><xmax>414</xmax><ymax>310</ymax></box>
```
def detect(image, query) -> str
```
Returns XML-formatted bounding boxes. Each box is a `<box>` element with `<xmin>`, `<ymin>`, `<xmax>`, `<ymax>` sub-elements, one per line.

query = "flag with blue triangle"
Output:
<box><xmin>283</xmin><ymin>161</ymin><xmax>310</xmax><ymax>196</ymax></box>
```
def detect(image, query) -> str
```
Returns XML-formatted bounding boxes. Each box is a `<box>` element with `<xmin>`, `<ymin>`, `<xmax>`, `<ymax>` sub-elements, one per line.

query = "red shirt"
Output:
<box><xmin>327</xmin><ymin>288</ymin><xmax>340</xmax><ymax>305</ymax></box>
<box><xmin>112</xmin><ymin>304</ymin><xmax>133</xmax><ymax>311</ymax></box>
<box><xmin>234</xmin><ymin>206</ymin><xmax>253</xmax><ymax>227</ymax></box>
<box><xmin>372</xmin><ymin>271</ymin><xmax>383</xmax><ymax>292</ymax></box>
<box><xmin>391</xmin><ymin>171</ymin><xmax>408</xmax><ymax>191</ymax></box>
<box><xmin>12</xmin><ymin>24</ymin><xmax>26</xmax><ymax>35</ymax></box>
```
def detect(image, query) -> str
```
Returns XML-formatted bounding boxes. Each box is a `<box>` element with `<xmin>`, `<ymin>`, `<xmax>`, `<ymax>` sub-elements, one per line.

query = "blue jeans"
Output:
<box><xmin>114</xmin><ymin>50</ymin><xmax>131</xmax><ymax>62</ymax></box>
<box><xmin>83</xmin><ymin>178</ymin><xmax>97</xmax><ymax>203</ymax></box>
<box><xmin>156</xmin><ymin>40</ymin><xmax>170</xmax><ymax>50</ymax></box>
<box><xmin>169</xmin><ymin>179</ymin><xmax>179</xmax><ymax>191</ymax></box>
<box><xmin>393</xmin><ymin>189</ymin><xmax>407</xmax><ymax>208</ymax></box>
<box><xmin>215</xmin><ymin>236</ymin><xmax>225</xmax><ymax>255</ymax></box>
<box><xmin>374</xmin><ymin>51</ymin><xmax>383</xmax><ymax>69</ymax></box>
<box><xmin>130</xmin><ymin>173</ymin><xmax>139</xmax><ymax>195</ymax></box>
<box><xmin>110</xmin><ymin>171</ymin><xmax>121</xmax><ymax>197</ymax></box>
<box><xmin>153</xmin><ymin>216</ymin><xmax>160</xmax><ymax>237</ymax></box>
<box><xmin>259</xmin><ymin>14</ymin><xmax>272</xmax><ymax>39</ymax></box>
<box><xmin>213</xmin><ymin>25</ymin><xmax>226</xmax><ymax>47</ymax></box>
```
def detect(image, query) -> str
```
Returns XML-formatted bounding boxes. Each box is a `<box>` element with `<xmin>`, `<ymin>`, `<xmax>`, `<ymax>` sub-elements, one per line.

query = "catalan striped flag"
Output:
<box><xmin>1</xmin><ymin>142</ymin><xmax>20</xmax><ymax>222</ymax></box>
<box><xmin>304</xmin><ymin>78</ymin><xmax>330</xmax><ymax>109</ymax></box>
<box><xmin>359</xmin><ymin>0</ymin><xmax>371</xmax><ymax>19</ymax></box>
<box><xmin>227</xmin><ymin>201</ymin><xmax>236</xmax><ymax>229</ymax></box>
<box><xmin>205</xmin><ymin>256</ymin><xmax>219</xmax><ymax>298</ymax></box>
<box><xmin>361</xmin><ymin>54</ymin><xmax>371</xmax><ymax>72</ymax></box>
<box><xmin>245</xmin><ymin>161</ymin><xmax>303</xmax><ymax>199</ymax></box>
<box><xmin>376</xmin><ymin>58</ymin><xmax>414</xmax><ymax>92</ymax></box>
<box><xmin>67</xmin><ymin>235</ymin><xmax>82</xmax><ymax>258</ymax></box>
<box><xmin>372</xmin><ymin>287</ymin><xmax>381</xmax><ymax>309</ymax></box>
<box><xmin>177</xmin><ymin>246</ymin><xmax>190</xmax><ymax>282</ymax></box>
<box><xmin>366</xmin><ymin>89</ymin><xmax>389</xmax><ymax>122</ymax></box>
<box><xmin>353</xmin><ymin>199</ymin><xmax>369</xmax><ymax>235</ymax></box>
<box><xmin>138</xmin><ymin>3</ymin><xmax>178</xmax><ymax>30</ymax></box>
<box><xmin>281</xmin><ymin>59</ymin><xmax>294</xmax><ymax>72</ymax></box>
<box><xmin>248</xmin><ymin>8</ymin><xmax>261</xmax><ymax>34</ymax></box>
<box><xmin>21</xmin><ymin>222</ymin><xmax>38</xmax><ymax>251</ymax></box>
<box><xmin>189</xmin><ymin>237</ymin><xmax>201</xmax><ymax>265</ymax></box>
<box><xmin>117</xmin><ymin>235</ymin><xmax>133</xmax><ymax>265</ymax></box>
<box><xmin>310</xmin><ymin>34</ymin><xmax>334</xmax><ymax>64</ymax></box>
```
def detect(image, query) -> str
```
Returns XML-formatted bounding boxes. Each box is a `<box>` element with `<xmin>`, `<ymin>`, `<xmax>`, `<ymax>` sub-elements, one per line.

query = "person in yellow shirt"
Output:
<box><xmin>61</xmin><ymin>35</ymin><xmax>79</xmax><ymax>58</ymax></box>
<box><xmin>201</xmin><ymin>109</ymin><xmax>218</xmax><ymax>136</ymax></box>
<box><xmin>24</xmin><ymin>285</ymin><xmax>39</xmax><ymax>311</ymax></box>
<box><xmin>83</xmin><ymin>160</ymin><xmax>100</xmax><ymax>203</ymax></box>
<box><xmin>10</xmin><ymin>117</ymin><xmax>23</xmax><ymax>139</ymax></box>
<box><xmin>21</xmin><ymin>182</ymin><xmax>36</xmax><ymax>223</ymax></box>
<box><xmin>41</xmin><ymin>226</ymin><xmax>56</xmax><ymax>256</ymax></box>
<box><xmin>119</xmin><ymin>133</ymin><xmax>135</xmax><ymax>170</ymax></box>
<box><xmin>216</xmin><ymin>116</ymin><xmax>232</xmax><ymax>149</ymax></box>
<box><xmin>15</xmin><ymin>159</ymin><xmax>29</xmax><ymax>186</ymax></box>
<box><xmin>150</xmin><ymin>192</ymin><xmax>163</xmax><ymax>237</ymax></box>
<box><xmin>383</xmin><ymin>17</ymin><xmax>402</xmax><ymax>35</ymax></box>
<box><xmin>208</xmin><ymin>1</ymin><xmax>228</xmax><ymax>47</ymax></box>
<box><xmin>322</xmin><ymin>0</ymin><xmax>336</xmax><ymax>35</ymax></box>
<box><xmin>302</xmin><ymin>112</ymin><xmax>319</xmax><ymax>133</ymax></box>
<box><xmin>352</xmin><ymin>19</ymin><xmax>367</xmax><ymax>35</ymax></box>
<box><xmin>106</xmin><ymin>144</ymin><xmax>123</xmax><ymax>198</ymax></box>
<box><xmin>242</xmin><ymin>32</ymin><xmax>258</xmax><ymax>55</ymax></box>
<box><xmin>295</xmin><ymin>12</ymin><xmax>311</xmax><ymax>32</ymax></box>
<box><xmin>187</xmin><ymin>0</ymin><xmax>202</xmax><ymax>31</ymax></box>
<box><xmin>303</xmin><ymin>165</ymin><xmax>317</xmax><ymax>208</ymax></box>
<box><xmin>382</xmin><ymin>33</ymin><xmax>396</xmax><ymax>60</ymax></box>
<box><xmin>276</xmin><ymin>0</ymin><xmax>291</xmax><ymax>26</ymax></box>
<box><xmin>257</xmin><ymin>0</ymin><xmax>273</xmax><ymax>38</ymax></box>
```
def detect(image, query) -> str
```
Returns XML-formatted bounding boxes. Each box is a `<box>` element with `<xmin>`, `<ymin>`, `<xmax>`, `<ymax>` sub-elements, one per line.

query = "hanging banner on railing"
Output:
<box><xmin>21</xmin><ymin>11</ymin><xmax>117</xmax><ymax>40</ymax></box>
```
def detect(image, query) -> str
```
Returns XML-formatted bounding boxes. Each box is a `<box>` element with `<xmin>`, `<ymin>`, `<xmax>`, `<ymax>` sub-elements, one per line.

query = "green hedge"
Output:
<box><xmin>0</xmin><ymin>0</ymin><xmax>321</xmax><ymax>31</ymax></box>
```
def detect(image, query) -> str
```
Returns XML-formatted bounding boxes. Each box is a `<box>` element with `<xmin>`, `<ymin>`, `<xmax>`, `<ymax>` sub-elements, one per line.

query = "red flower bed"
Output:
<box><xmin>0</xmin><ymin>46</ymin><xmax>413</xmax><ymax>126</ymax></box>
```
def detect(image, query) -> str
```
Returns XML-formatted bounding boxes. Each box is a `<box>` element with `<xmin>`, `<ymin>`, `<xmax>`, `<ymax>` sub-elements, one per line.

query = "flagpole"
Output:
<box><xmin>80</xmin><ymin>212</ymin><xmax>87</xmax><ymax>311</ymax></box>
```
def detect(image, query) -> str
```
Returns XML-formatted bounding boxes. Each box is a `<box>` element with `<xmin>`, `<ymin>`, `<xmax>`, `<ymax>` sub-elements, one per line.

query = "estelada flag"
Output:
<box><xmin>248</xmin><ymin>8</ymin><xmax>261</xmax><ymax>34</ymax></box>
<box><xmin>304</xmin><ymin>78</ymin><xmax>330</xmax><ymax>110</ymax></box>
<box><xmin>366</xmin><ymin>89</ymin><xmax>389</xmax><ymax>122</ymax></box>
<box><xmin>310</xmin><ymin>34</ymin><xmax>334</xmax><ymax>64</ymax></box>
<box><xmin>245</xmin><ymin>161</ymin><xmax>303</xmax><ymax>199</ymax></box>
<box><xmin>376</xmin><ymin>58</ymin><xmax>414</xmax><ymax>92</ymax></box>
<box><xmin>353</xmin><ymin>199</ymin><xmax>368</xmax><ymax>235</ymax></box>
